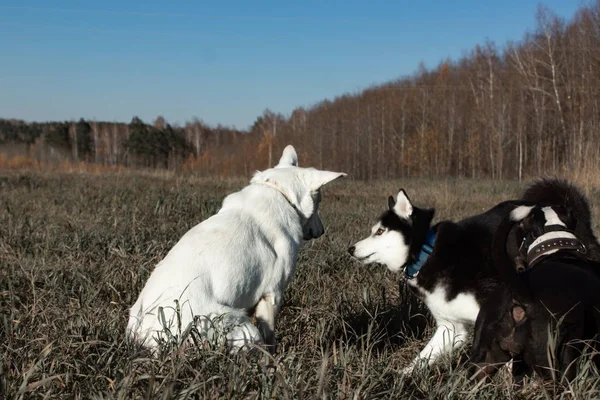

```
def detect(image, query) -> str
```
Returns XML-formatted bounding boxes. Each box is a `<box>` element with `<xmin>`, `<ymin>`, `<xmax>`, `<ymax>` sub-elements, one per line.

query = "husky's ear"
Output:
<box><xmin>310</xmin><ymin>170</ymin><xmax>347</xmax><ymax>190</ymax></box>
<box><xmin>394</xmin><ymin>189</ymin><xmax>413</xmax><ymax>218</ymax></box>
<box><xmin>388</xmin><ymin>196</ymin><xmax>396</xmax><ymax>210</ymax></box>
<box><xmin>276</xmin><ymin>145</ymin><xmax>298</xmax><ymax>168</ymax></box>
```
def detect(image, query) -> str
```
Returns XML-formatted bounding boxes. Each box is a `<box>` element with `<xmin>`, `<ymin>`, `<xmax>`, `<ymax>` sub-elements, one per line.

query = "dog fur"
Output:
<box><xmin>470</xmin><ymin>204</ymin><xmax>600</xmax><ymax>382</ymax></box>
<box><xmin>349</xmin><ymin>179</ymin><xmax>600</xmax><ymax>373</ymax></box>
<box><xmin>127</xmin><ymin>145</ymin><xmax>346</xmax><ymax>351</ymax></box>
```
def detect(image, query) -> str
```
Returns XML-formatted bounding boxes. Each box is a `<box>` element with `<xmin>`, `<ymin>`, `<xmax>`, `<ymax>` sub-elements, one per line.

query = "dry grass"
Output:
<box><xmin>0</xmin><ymin>154</ymin><xmax>130</xmax><ymax>174</ymax></box>
<box><xmin>2</xmin><ymin>170</ymin><xmax>600</xmax><ymax>399</ymax></box>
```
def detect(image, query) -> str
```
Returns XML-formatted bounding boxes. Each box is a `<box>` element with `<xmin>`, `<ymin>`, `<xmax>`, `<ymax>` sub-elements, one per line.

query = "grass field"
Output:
<box><xmin>2</xmin><ymin>170</ymin><xmax>600</xmax><ymax>399</ymax></box>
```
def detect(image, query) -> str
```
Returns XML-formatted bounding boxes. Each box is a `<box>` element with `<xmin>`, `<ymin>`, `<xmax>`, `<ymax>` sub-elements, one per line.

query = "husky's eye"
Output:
<box><xmin>375</xmin><ymin>228</ymin><xmax>385</xmax><ymax>236</ymax></box>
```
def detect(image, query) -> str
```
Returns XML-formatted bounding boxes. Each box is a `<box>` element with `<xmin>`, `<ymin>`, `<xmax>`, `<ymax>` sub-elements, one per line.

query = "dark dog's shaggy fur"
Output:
<box><xmin>521</xmin><ymin>179</ymin><xmax>600</xmax><ymax>262</ymax></box>
<box><xmin>470</xmin><ymin>204</ymin><xmax>600</xmax><ymax>382</ymax></box>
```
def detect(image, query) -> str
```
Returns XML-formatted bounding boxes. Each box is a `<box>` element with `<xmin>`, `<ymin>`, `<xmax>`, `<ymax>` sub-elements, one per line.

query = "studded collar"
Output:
<box><xmin>526</xmin><ymin>230</ymin><xmax>587</xmax><ymax>268</ymax></box>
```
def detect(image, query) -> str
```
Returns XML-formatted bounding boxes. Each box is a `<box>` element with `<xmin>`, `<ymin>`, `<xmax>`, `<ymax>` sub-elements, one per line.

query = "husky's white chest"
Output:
<box><xmin>417</xmin><ymin>284</ymin><xmax>480</xmax><ymax>325</ymax></box>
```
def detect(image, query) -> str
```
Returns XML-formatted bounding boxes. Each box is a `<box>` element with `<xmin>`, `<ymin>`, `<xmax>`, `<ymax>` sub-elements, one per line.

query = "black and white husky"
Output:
<box><xmin>348</xmin><ymin>179</ymin><xmax>600</xmax><ymax>373</ymax></box>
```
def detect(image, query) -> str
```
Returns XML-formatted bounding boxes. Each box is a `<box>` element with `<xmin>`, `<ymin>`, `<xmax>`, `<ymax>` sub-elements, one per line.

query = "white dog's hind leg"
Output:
<box><xmin>191</xmin><ymin>306</ymin><xmax>265</xmax><ymax>351</ymax></box>
<box><xmin>255</xmin><ymin>294</ymin><xmax>279</xmax><ymax>351</ymax></box>
<box><xmin>402</xmin><ymin>322</ymin><xmax>468</xmax><ymax>374</ymax></box>
<box><xmin>226</xmin><ymin>318</ymin><xmax>264</xmax><ymax>350</ymax></box>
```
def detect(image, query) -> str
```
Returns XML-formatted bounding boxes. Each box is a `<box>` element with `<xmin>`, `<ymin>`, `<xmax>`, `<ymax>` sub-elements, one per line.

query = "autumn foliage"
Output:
<box><xmin>2</xmin><ymin>4</ymin><xmax>600</xmax><ymax>180</ymax></box>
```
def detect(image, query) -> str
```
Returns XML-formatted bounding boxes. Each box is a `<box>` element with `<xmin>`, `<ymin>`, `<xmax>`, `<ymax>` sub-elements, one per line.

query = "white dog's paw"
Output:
<box><xmin>401</xmin><ymin>358</ymin><xmax>428</xmax><ymax>375</ymax></box>
<box><xmin>400</xmin><ymin>365</ymin><xmax>415</xmax><ymax>375</ymax></box>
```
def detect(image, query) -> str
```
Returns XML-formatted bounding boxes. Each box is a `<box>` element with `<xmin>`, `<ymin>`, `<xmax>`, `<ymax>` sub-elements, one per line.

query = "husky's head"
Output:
<box><xmin>348</xmin><ymin>189</ymin><xmax>434</xmax><ymax>273</ymax></box>
<box><xmin>251</xmin><ymin>145</ymin><xmax>346</xmax><ymax>240</ymax></box>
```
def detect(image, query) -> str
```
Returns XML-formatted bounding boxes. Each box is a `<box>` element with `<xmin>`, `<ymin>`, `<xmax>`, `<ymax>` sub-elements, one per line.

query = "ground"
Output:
<box><xmin>2</xmin><ymin>170</ymin><xmax>600</xmax><ymax>398</ymax></box>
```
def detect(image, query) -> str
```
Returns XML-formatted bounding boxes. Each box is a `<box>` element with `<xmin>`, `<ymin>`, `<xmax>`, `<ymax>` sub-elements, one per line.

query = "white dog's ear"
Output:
<box><xmin>276</xmin><ymin>145</ymin><xmax>298</xmax><ymax>168</ymax></box>
<box><xmin>510</xmin><ymin>205</ymin><xmax>534</xmax><ymax>221</ymax></box>
<box><xmin>310</xmin><ymin>170</ymin><xmax>347</xmax><ymax>189</ymax></box>
<box><xmin>394</xmin><ymin>189</ymin><xmax>413</xmax><ymax>218</ymax></box>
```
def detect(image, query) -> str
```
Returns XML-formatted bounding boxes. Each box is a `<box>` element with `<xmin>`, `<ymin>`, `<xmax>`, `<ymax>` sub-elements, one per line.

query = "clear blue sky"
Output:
<box><xmin>0</xmin><ymin>1</ymin><xmax>582</xmax><ymax>130</ymax></box>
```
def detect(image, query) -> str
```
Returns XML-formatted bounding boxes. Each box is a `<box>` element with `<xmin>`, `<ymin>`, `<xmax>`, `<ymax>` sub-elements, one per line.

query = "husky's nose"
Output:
<box><xmin>348</xmin><ymin>246</ymin><xmax>355</xmax><ymax>256</ymax></box>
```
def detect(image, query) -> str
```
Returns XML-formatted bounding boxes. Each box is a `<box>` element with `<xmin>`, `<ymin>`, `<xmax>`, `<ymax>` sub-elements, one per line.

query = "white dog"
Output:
<box><xmin>127</xmin><ymin>145</ymin><xmax>346</xmax><ymax>351</ymax></box>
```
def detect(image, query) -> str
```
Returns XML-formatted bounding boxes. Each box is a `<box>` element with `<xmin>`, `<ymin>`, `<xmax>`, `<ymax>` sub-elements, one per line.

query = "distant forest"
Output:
<box><xmin>2</xmin><ymin>3</ymin><xmax>600</xmax><ymax>180</ymax></box>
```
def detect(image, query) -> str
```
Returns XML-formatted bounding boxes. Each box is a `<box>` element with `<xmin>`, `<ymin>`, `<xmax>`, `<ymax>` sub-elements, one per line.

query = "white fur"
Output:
<box><xmin>510</xmin><ymin>205</ymin><xmax>534</xmax><ymax>221</ymax></box>
<box><xmin>351</xmin><ymin>222</ymin><xmax>410</xmax><ymax>272</ymax></box>
<box><xmin>276</xmin><ymin>145</ymin><xmax>298</xmax><ymax>167</ymax></box>
<box><xmin>541</xmin><ymin>206</ymin><xmax>565</xmax><ymax>227</ymax></box>
<box><xmin>394</xmin><ymin>190</ymin><xmax>413</xmax><ymax>219</ymax></box>
<box><xmin>127</xmin><ymin>145</ymin><xmax>346</xmax><ymax>350</ymax></box>
<box><xmin>402</xmin><ymin>286</ymin><xmax>480</xmax><ymax>373</ymax></box>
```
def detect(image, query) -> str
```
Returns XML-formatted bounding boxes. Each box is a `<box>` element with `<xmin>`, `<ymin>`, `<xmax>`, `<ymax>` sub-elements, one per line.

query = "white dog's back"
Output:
<box><xmin>127</xmin><ymin>185</ymin><xmax>301</xmax><ymax>347</ymax></box>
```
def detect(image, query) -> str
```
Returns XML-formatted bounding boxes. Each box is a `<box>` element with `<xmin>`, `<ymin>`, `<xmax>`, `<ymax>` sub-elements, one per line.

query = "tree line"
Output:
<box><xmin>0</xmin><ymin>116</ymin><xmax>243</xmax><ymax>170</ymax></box>
<box><xmin>2</xmin><ymin>3</ymin><xmax>600</xmax><ymax>180</ymax></box>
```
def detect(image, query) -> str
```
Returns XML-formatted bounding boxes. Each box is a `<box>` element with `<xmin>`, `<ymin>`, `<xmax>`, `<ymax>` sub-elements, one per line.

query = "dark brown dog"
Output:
<box><xmin>470</xmin><ymin>204</ymin><xmax>600</xmax><ymax>383</ymax></box>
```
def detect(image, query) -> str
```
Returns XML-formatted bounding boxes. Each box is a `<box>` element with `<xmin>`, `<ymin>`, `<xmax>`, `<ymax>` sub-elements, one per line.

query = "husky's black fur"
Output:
<box><xmin>404</xmin><ymin>199</ymin><xmax>518</xmax><ymax>302</ymax></box>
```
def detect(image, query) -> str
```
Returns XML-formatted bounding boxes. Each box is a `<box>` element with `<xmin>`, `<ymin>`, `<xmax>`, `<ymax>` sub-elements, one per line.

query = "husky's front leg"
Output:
<box><xmin>255</xmin><ymin>293</ymin><xmax>280</xmax><ymax>352</ymax></box>
<box><xmin>402</xmin><ymin>322</ymin><xmax>468</xmax><ymax>374</ymax></box>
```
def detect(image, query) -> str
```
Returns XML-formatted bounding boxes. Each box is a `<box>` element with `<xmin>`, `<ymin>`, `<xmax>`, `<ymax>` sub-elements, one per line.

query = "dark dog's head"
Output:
<box><xmin>512</xmin><ymin>203</ymin><xmax>570</xmax><ymax>238</ymax></box>
<box><xmin>522</xmin><ymin>178</ymin><xmax>600</xmax><ymax>262</ymax></box>
<box><xmin>472</xmin><ymin>204</ymin><xmax>592</xmax><ymax>382</ymax></box>
<box><xmin>509</xmin><ymin>204</ymin><xmax>581</xmax><ymax>271</ymax></box>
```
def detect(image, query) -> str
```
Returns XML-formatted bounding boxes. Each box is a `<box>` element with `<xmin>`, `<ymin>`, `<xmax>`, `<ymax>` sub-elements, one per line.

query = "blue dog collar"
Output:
<box><xmin>405</xmin><ymin>229</ymin><xmax>436</xmax><ymax>279</ymax></box>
